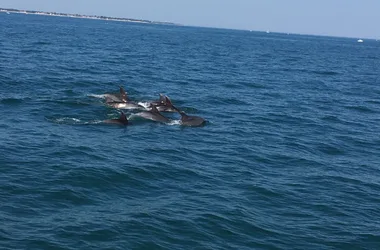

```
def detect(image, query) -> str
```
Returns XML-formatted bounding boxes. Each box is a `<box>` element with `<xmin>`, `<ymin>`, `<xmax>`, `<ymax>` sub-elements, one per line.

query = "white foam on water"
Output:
<box><xmin>113</xmin><ymin>104</ymin><xmax>142</xmax><ymax>110</ymax></box>
<box><xmin>167</xmin><ymin>120</ymin><xmax>181</xmax><ymax>126</ymax></box>
<box><xmin>54</xmin><ymin>117</ymin><xmax>82</xmax><ymax>124</ymax></box>
<box><xmin>54</xmin><ymin>118</ymin><xmax>107</xmax><ymax>125</ymax></box>
<box><xmin>85</xmin><ymin>120</ymin><xmax>104</xmax><ymax>125</ymax></box>
<box><xmin>127</xmin><ymin>114</ymin><xmax>137</xmax><ymax>120</ymax></box>
<box><xmin>87</xmin><ymin>94</ymin><xmax>106</xmax><ymax>99</ymax></box>
<box><xmin>138</xmin><ymin>102</ymin><xmax>151</xmax><ymax>110</ymax></box>
<box><xmin>131</xmin><ymin>112</ymin><xmax>151</xmax><ymax>120</ymax></box>
<box><xmin>127</xmin><ymin>114</ymin><xmax>148</xmax><ymax>121</ymax></box>
<box><xmin>123</xmin><ymin>106</ymin><xmax>140</xmax><ymax>110</ymax></box>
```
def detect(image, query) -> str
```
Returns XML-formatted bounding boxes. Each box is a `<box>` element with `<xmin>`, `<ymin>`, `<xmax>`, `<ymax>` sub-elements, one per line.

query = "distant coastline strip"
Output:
<box><xmin>0</xmin><ymin>7</ymin><xmax>180</xmax><ymax>26</ymax></box>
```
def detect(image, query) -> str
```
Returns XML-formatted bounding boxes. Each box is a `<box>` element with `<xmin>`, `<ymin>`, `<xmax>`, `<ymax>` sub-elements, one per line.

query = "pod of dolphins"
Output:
<box><xmin>103</xmin><ymin>86</ymin><xmax>206</xmax><ymax>127</ymax></box>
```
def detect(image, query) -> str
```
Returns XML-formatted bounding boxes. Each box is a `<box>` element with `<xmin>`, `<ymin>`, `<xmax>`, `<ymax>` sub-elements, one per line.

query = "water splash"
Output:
<box><xmin>137</xmin><ymin>102</ymin><xmax>152</xmax><ymax>110</ymax></box>
<box><xmin>87</xmin><ymin>94</ymin><xmax>107</xmax><ymax>99</ymax></box>
<box><xmin>48</xmin><ymin>117</ymin><xmax>105</xmax><ymax>125</ymax></box>
<box><xmin>52</xmin><ymin>117</ymin><xmax>82</xmax><ymax>124</ymax></box>
<box><xmin>167</xmin><ymin>120</ymin><xmax>181</xmax><ymax>126</ymax></box>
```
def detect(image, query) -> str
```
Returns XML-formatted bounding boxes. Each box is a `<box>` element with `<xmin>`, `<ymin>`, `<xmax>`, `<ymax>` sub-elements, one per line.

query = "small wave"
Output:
<box><xmin>32</xmin><ymin>41</ymin><xmax>51</xmax><ymax>46</ymax></box>
<box><xmin>344</xmin><ymin>105</ymin><xmax>375</xmax><ymax>113</ymax></box>
<box><xmin>20</xmin><ymin>49</ymin><xmax>41</xmax><ymax>53</ymax></box>
<box><xmin>317</xmin><ymin>142</ymin><xmax>345</xmax><ymax>156</ymax></box>
<box><xmin>281</xmin><ymin>56</ymin><xmax>302</xmax><ymax>63</ymax></box>
<box><xmin>0</xmin><ymin>98</ymin><xmax>24</xmax><ymax>105</ymax></box>
<box><xmin>366</xmin><ymin>100</ymin><xmax>380</xmax><ymax>105</ymax></box>
<box><xmin>63</xmin><ymin>89</ymin><xmax>76</xmax><ymax>96</ymax></box>
<box><xmin>321</xmin><ymin>115</ymin><xmax>342</xmax><ymax>123</ymax></box>
<box><xmin>52</xmin><ymin>100</ymin><xmax>93</xmax><ymax>108</ymax></box>
<box><xmin>208</xmin><ymin>96</ymin><xmax>248</xmax><ymax>106</ymax></box>
<box><xmin>311</xmin><ymin>70</ymin><xmax>339</xmax><ymax>76</ymax></box>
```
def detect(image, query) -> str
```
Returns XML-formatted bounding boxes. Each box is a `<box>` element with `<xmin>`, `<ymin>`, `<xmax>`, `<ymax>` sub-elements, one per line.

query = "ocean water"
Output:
<box><xmin>1</xmin><ymin>12</ymin><xmax>380</xmax><ymax>250</ymax></box>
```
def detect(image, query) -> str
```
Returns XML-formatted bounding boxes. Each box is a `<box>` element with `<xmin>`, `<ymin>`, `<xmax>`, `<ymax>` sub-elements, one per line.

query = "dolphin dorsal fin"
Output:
<box><xmin>150</xmin><ymin>105</ymin><xmax>159</xmax><ymax>113</ymax></box>
<box><xmin>159</xmin><ymin>94</ymin><xmax>165</xmax><ymax>103</ymax></box>
<box><xmin>119</xmin><ymin>111</ymin><xmax>127</xmax><ymax>121</ymax></box>
<box><xmin>119</xmin><ymin>86</ymin><xmax>126</xmax><ymax>95</ymax></box>
<box><xmin>165</xmin><ymin>96</ymin><xmax>173</xmax><ymax>106</ymax></box>
<box><xmin>120</xmin><ymin>86</ymin><xmax>127</xmax><ymax>101</ymax></box>
<box><xmin>179</xmin><ymin>111</ymin><xmax>188</xmax><ymax>118</ymax></box>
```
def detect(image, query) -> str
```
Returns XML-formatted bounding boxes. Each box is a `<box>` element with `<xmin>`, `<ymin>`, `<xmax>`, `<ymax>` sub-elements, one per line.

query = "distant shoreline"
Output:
<box><xmin>2</xmin><ymin>7</ymin><xmax>377</xmax><ymax>40</ymax></box>
<box><xmin>0</xmin><ymin>7</ymin><xmax>181</xmax><ymax>26</ymax></box>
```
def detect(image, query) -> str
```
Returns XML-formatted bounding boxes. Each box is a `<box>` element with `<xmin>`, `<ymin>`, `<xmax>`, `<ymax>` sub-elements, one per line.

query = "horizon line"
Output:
<box><xmin>1</xmin><ymin>7</ymin><xmax>378</xmax><ymax>41</ymax></box>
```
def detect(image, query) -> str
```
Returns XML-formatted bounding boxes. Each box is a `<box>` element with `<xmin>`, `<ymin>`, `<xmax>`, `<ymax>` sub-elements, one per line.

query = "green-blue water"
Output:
<box><xmin>1</xmin><ymin>13</ymin><xmax>380</xmax><ymax>250</ymax></box>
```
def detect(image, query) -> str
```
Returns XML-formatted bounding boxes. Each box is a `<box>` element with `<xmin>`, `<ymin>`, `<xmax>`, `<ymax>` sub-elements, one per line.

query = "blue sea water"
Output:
<box><xmin>1</xmin><ymin>12</ymin><xmax>380</xmax><ymax>250</ymax></box>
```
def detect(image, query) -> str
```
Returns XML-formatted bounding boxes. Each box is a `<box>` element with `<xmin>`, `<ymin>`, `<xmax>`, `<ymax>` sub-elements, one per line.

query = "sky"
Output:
<box><xmin>1</xmin><ymin>0</ymin><xmax>380</xmax><ymax>39</ymax></box>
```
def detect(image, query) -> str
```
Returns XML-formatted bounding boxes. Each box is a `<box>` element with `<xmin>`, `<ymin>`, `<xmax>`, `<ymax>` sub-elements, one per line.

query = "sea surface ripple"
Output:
<box><xmin>1</xmin><ymin>13</ymin><xmax>380</xmax><ymax>250</ymax></box>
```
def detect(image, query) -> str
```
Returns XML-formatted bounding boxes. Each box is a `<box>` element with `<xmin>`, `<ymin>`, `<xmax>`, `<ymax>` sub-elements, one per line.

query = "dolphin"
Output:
<box><xmin>150</xmin><ymin>93</ymin><xmax>166</xmax><ymax>106</ymax></box>
<box><xmin>135</xmin><ymin>104</ymin><xmax>170</xmax><ymax>123</ymax></box>
<box><xmin>104</xmin><ymin>86</ymin><xmax>128</xmax><ymax>103</ymax></box>
<box><xmin>103</xmin><ymin>111</ymin><xmax>129</xmax><ymax>126</ymax></box>
<box><xmin>105</xmin><ymin>97</ymin><xmax>144</xmax><ymax>110</ymax></box>
<box><xmin>104</xmin><ymin>87</ymin><xmax>143</xmax><ymax>110</ymax></box>
<box><xmin>173</xmin><ymin>106</ymin><xmax>206</xmax><ymax>127</ymax></box>
<box><xmin>151</xmin><ymin>95</ymin><xmax>176</xmax><ymax>112</ymax></box>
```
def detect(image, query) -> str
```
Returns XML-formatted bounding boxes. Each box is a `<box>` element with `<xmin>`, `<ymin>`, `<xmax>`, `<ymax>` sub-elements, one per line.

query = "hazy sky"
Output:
<box><xmin>2</xmin><ymin>0</ymin><xmax>379</xmax><ymax>39</ymax></box>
